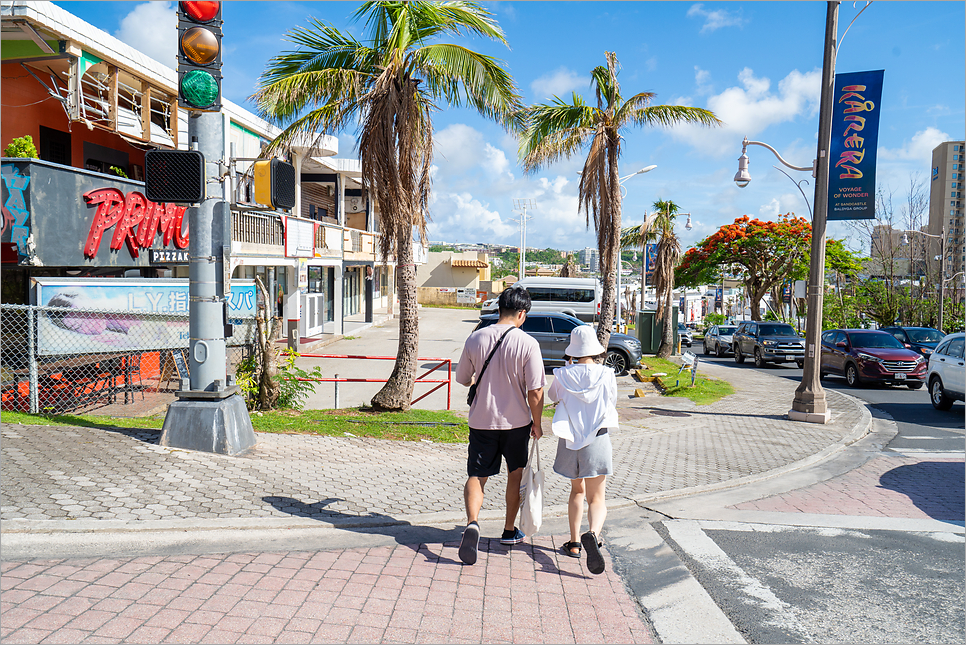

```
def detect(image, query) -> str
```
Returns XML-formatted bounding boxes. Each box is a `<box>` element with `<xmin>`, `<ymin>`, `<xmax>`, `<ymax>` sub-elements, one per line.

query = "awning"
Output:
<box><xmin>451</xmin><ymin>259</ymin><xmax>489</xmax><ymax>268</ymax></box>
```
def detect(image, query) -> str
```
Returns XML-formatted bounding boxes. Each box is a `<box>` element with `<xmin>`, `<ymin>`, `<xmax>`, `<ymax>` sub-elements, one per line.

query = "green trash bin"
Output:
<box><xmin>635</xmin><ymin>306</ymin><xmax>679</xmax><ymax>355</ymax></box>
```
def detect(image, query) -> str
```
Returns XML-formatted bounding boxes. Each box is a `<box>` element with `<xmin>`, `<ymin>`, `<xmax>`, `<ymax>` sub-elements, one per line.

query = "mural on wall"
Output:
<box><xmin>1</xmin><ymin>163</ymin><xmax>31</xmax><ymax>259</ymax></box>
<box><xmin>32</xmin><ymin>278</ymin><xmax>256</xmax><ymax>355</ymax></box>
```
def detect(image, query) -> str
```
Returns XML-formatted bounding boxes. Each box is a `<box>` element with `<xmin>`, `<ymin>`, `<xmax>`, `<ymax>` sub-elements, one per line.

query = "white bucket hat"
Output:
<box><xmin>565</xmin><ymin>325</ymin><xmax>606</xmax><ymax>358</ymax></box>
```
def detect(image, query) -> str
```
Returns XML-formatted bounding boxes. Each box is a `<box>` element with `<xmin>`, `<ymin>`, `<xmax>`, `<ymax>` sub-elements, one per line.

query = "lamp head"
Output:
<box><xmin>901</xmin><ymin>233</ymin><xmax>910</xmax><ymax>246</ymax></box>
<box><xmin>734</xmin><ymin>150</ymin><xmax>751</xmax><ymax>188</ymax></box>
<box><xmin>685</xmin><ymin>214</ymin><xmax>693</xmax><ymax>230</ymax></box>
<box><xmin>639</xmin><ymin>165</ymin><xmax>658</xmax><ymax>174</ymax></box>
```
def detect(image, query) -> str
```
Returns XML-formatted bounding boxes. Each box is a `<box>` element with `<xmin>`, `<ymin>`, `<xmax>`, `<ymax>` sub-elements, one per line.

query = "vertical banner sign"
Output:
<box><xmin>827</xmin><ymin>69</ymin><xmax>884</xmax><ymax>220</ymax></box>
<box><xmin>715</xmin><ymin>287</ymin><xmax>723</xmax><ymax>308</ymax></box>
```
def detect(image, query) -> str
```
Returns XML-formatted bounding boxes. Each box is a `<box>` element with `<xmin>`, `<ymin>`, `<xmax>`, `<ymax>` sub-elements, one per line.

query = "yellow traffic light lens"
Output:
<box><xmin>181</xmin><ymin>26</ymin><xmax>219</xmax><ymax>65</ymax></box>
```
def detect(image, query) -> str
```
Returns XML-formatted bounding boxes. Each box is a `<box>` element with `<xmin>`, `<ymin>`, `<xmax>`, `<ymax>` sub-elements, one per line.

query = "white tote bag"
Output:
<box><xmin>519</xmin><ymin>440</ymin><xmax>544</xmax><ymax>536</ymax></box>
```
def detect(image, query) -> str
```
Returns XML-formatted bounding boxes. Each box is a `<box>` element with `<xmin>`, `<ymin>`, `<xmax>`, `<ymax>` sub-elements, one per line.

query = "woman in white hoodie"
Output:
<box><xmin>546</xmin><ymin>325</ymin><xmax>618</xmax><ymax>575</ymax></box>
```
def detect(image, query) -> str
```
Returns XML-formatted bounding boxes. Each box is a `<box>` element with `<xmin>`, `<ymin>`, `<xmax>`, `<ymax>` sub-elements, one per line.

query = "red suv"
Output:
<box><xmin>820</xmin><ymin>329</ymin><xmax>927</xmax><ymax>388</ymax></box>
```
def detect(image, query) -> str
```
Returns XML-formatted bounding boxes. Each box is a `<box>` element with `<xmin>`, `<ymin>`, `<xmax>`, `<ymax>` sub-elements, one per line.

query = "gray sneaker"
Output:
<box><xmin>459</xmin><ymin>522</ymin><xmax>480</xmax><ymax>564</ymax></box>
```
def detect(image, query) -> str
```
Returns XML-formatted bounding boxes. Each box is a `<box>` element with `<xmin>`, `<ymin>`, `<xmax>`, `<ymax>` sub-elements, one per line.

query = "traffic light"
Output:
<box><xmin>253</xmin><ymin>159</ymin><xmax>296</xmax><ymax>210</ymax></box>
<box><xmin>144</xmin><ymin>149</ymin><xmax>205</xmax><ymax>204</ymax></box>
<box><xmin>177</xmin><ymin>1</ymin><xmax>222</xmax><ymax>111</ymax></box>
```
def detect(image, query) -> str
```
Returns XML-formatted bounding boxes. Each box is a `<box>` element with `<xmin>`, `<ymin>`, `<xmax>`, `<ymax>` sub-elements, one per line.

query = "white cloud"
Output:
<box><xmin>694</xmin><ymin>66</ymin><xmax>712</xmax><ymax>94</ymax></box>
<box><xmin>879</xmin><ymin>127</ymin><xmax>950</xmax><ymax>163</ymax></box>
<box><xmin>670</xmin><ymin>67</ymin><xmax>822</xmax><ymax>156</ymax></box>
<box><xmin>687</xmin><ymin>3</ymin><xmax>747</xmax><ymax>33</ymax></box>
<box><xmin>115</xmin><ymin>2</ymin><xmax>178</xmax><ymax>67</ymax></box>
<box><xmin>530</xmin><ymin>67</ymin><xmax>588</xmax><ymax>100</ymax></box>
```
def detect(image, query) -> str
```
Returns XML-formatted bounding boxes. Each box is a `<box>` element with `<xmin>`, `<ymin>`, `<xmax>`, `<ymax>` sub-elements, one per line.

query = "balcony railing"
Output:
<box><xmin>231</xmin><ymin>211</ymin><xmax>283</xmax><ymax>246</ymax></box>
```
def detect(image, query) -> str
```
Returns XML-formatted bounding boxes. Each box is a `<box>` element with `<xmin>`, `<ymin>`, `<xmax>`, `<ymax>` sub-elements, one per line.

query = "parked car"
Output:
<box><xmin>732</xmin><ymin>321</ymin><xmax>805</xmax><ymax>367</ymax></box>
<box><xmin>703</xmin><ymin>324</ymin><xmax>738</xmax><ymax>357</ymax></box>
<box><xmin>677</xmin><ymin>323</ymin><xmax>693</xmax><ymax>347</ymax></box>
<box><xmin>926</xmin><ymin>332</ymin><xmax>965</xmax><ymax>410</ymax></box>
<box><xmin>879</xmin><ymin>326</ymin><xmax>946</xmax><ymax>356</ymax></box>
<box><xmin>480</xmin><ymin>277</ymin><xmax>601</xmax><ymax>322</ymax></box>
<box><xmin>475</xmin><ymin>312</ymin><xmax>642</xmax><ymax>375</ymax></box>
<box><xmin>820</xmin><ymin>329</ymin><xmax>927</xmax><ymax>388</ymax></box>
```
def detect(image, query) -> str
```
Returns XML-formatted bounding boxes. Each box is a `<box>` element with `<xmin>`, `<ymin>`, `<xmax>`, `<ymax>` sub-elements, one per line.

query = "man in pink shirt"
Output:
<box><xmin>455</xmin><ymin>287</ymin><xmax>546</xmax><ymax>565</ymax></box>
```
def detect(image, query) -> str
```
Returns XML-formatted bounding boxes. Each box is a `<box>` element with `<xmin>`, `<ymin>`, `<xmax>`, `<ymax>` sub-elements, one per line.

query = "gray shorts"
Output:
<box><xmin>552</xmin><ymin>431</ymin><xmax>612</xmax><ymax>479</ymax></box>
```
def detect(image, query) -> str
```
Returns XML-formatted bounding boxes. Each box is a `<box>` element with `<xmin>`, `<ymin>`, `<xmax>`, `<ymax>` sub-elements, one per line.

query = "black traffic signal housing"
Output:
<box><xmin>177</xmin><ymin>1</ymin><xmax>222</xmax><ymax>111</ymax></box>
<box><xmin>253</xmin><ymin>159</ymin><xmax>296</xmax><ymax>210</ymax></box>
<box><xmin>144</xmin><ymin>149</ymin><xmax>205</xmax><ymax>204</ymax></box>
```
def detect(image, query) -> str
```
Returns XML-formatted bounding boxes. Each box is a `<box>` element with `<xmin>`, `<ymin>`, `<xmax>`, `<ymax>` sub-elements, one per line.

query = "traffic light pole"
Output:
<box><xmin>160</xmin><ymin>111</ymin><xmax>256</xmax><ymax>455</ymax></box>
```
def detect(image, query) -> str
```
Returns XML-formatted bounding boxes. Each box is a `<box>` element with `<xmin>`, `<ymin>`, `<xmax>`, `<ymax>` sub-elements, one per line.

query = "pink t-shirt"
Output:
<box><xmin>456</xmin><ymin>323</ymin><xmax>547</xmax><ymax>430</ymax></box>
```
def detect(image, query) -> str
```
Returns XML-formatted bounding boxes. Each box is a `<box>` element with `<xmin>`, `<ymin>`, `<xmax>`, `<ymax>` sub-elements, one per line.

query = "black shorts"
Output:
<box><xmin>467</xmin><ymin>423</ymin><xmax>532</xmax><ymax>478</ymax></box>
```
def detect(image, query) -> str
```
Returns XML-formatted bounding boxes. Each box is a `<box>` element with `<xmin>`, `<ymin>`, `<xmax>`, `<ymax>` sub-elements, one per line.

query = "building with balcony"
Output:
<box><xmin>1</xmin><ymin>1</ymin><xmax>404</xmax><ymax>344</ymax></box>
<box><xmin>928</xmin><ymin>140</ymin><xmax>965</xmax><ymax>300</ymax></box>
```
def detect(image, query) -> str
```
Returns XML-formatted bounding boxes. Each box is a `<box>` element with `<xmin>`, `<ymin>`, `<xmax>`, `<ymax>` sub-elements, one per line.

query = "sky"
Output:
<box><xmin>56</xmin><ymin>1</ymin><xmax>965</xmax><ymax>255</ymax></box>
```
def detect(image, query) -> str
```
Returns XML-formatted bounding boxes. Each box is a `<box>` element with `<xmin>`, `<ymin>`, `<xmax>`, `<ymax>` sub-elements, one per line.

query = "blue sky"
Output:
<box><xmin>57</xmin><ymin>1</ymin><xmax>965</xmax><ymax>254</ymax></box>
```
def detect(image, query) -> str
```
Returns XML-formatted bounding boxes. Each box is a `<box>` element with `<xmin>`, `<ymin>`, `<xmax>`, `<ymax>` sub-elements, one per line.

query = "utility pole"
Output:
<box><xmin>512</xmin><ymin>199</ymin><xmax>534</xmax><ymax>279</ymax></box>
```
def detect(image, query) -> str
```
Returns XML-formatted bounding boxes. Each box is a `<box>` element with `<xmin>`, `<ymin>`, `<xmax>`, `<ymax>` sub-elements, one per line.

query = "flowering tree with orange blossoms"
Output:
<box><xmin>677</xmin><ymin>214</ymin><xmax>858</xmax><ymax>322</ymax></box>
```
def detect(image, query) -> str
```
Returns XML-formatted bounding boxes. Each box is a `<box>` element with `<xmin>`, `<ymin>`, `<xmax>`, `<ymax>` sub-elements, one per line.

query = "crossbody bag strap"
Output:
<box><xmin>476</xmin><ymin>326</ymin><xmax>514</xmax><ymax>386</ymax></box>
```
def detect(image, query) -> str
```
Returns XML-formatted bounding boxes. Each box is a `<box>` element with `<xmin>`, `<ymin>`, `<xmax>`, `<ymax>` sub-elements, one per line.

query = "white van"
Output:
<box><xmin>481</xmin><ymin>277</ymin><xmax>602</xmax><ymax>322</ymax></box>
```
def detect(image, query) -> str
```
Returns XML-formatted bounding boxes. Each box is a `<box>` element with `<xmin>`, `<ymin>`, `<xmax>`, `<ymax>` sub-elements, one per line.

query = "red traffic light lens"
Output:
<box><xmin>180</xmin><ymin>1</ymin><xmax>219</xmax><ymax>22</ymax></box>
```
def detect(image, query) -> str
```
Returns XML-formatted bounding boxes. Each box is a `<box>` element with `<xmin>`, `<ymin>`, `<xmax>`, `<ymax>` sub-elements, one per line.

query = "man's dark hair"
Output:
<box><xmin>498</xmin><ymin>286</ymin><xmax>531</xmax><ymax>315</ymax></box>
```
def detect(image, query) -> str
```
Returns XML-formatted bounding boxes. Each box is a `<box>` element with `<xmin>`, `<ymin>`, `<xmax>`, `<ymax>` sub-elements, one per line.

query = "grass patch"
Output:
<box><xmin>252</xmin><ymin>408</ymin><xmax>468</xmax><ymax>442</ymax></box>
<box><xmin>637</xmin><ymin>357</ymin><xmax>734</xmax><ymax>405</ymax></box>
<box><xmin>2</xmin><ymin>410</ymin><xmax>166</xmax><ymax>430</ymax></box>
<box><xmin>1</xmin><ymin>407</ymin><xmax>470</xmax><ymax>443</ymax></box>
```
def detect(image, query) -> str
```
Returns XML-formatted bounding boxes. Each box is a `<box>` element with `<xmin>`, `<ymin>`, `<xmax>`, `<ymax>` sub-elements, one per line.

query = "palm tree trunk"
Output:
<box><xmin>657</xmin><ymin>289</ymin><xmax>674</xmax><ymax>358</ymax></box>
<box><xmin>371</xmin><ymin>220</ymin><xmax>419</xmax><ymax>411</ymax></box>
<box><xmin>596</xmin><ymin>137</ymin><xmax>621</xmax><ymax>351</ymax></box>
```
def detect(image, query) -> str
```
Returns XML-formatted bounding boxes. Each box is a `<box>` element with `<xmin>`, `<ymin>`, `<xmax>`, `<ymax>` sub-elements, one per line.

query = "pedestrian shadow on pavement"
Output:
<box><xmin>263</xmin><ymin>495</ymin><xmax>464</xmax><ymax>564</ymax></box>
<box><xmin>878</xmin><ymin>461</ymin><xmax>966</xmax><ymax>525</ymax></box>
<box><xmin>629</xmin><ymin>406</ymin><xmax>789</xmax><ymax>421</ymax></box>
<box><xmin>263</xmin><ymin>495</ymin><xmax>589</xmax><ymax>575</ymax></box>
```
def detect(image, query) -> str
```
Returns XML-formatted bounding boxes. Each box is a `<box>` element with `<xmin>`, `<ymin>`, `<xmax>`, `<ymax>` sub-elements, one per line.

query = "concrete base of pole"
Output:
<box><xmin>787</xmin><ymin>407</ymin><xmax>832</xmax><ymax>424</ymax></box>
<box><xmin>160</xmin><ymin>394</ymin><xmax>256</xmax><ymax>455</ymax></box>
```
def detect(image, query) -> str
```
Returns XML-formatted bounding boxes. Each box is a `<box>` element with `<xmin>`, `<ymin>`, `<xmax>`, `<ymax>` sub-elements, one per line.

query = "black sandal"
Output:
<box><xmin>562</xmin><ymin>541</ymin><xmax>582</xmax><ymax>558</ymax></box>
<box><xmin>581</xmin><ymin>531</ymin><xmax>605</xmax><ymax>574</ymax></box>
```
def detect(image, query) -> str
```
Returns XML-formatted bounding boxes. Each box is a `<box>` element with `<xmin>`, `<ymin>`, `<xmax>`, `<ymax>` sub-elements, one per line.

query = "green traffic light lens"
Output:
<box><xmin>180</xmin><ymin>69</ymin><xmax>218</xmax><ymax>108</ymax></box>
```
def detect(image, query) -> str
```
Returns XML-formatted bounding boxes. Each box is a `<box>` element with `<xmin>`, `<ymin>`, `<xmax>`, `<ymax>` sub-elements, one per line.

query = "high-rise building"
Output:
<box><xmin>578</xmin><ymin>247</ymin><xmax>599</xmax><ymax>273</ymax></box>
<box><xmin>928</xmin><ymin>141</ymin><xmax>965</xmax><ymax>299</ymax></box>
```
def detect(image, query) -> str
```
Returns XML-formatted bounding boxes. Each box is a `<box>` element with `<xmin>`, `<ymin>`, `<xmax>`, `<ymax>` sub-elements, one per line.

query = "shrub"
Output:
<box><xmin>4</xmin><ymin>135</ymin><xmax>39</xmax><ymax>159</ymax></box>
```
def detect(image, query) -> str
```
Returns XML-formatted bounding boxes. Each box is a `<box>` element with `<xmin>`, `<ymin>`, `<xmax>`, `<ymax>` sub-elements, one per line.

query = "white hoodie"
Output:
<box><xmin>547</xmin><ymin>363</ymin><xmax>619</xmax><ymax>451</ymax></box>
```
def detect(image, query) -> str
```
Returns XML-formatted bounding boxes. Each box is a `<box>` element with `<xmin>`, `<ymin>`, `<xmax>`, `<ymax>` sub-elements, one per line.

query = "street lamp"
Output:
<box><xmin>596</xmin><ymin>164</ymin><xmax>657</xmax><ymax>332</ymax></box>
<box><xmin>731</xmin><ymin>2</ymin><xmax>840</xmax><ymax>424</ymax></box>
<box><xmin>901</xmin><ymin>227</ymin><xmax>947</xmax><ymax>332</ymax></box>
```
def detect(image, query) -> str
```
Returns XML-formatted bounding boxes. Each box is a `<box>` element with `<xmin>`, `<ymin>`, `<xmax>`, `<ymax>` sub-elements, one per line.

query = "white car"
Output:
<box><xmin>926</xmin><ymin>332</ymin><xmax>965</xmax><ymax>410</ymax></box>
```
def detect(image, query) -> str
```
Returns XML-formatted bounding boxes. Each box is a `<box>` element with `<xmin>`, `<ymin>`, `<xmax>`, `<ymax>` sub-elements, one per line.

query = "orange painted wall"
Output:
<box><xmin>1</xmin><ymin>62</ymin><xmax>146</xmax><ymax>170</ymax></box>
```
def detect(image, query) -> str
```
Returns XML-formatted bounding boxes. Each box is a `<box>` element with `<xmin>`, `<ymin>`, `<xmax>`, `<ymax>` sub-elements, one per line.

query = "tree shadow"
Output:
<box><xmin>262</xmin><ymin>495</ymin><xmax>587</xmax><ymax>576</ymax></box>
<box><xmin>878</xmin><ymin>461</ymin><xmax>965</xmax><ymax>525</ymax></box>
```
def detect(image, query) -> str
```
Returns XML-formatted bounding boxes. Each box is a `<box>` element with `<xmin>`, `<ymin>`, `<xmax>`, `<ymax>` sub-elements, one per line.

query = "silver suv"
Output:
<box><xmin>927</xmin><ymin>332</ymin><xmax>965</xmax><ymax>410</ymax></box>
<box><xmin>475</xmin><ymin>312</ymin><xmax>642</xmax><ymax>375</ymax></box>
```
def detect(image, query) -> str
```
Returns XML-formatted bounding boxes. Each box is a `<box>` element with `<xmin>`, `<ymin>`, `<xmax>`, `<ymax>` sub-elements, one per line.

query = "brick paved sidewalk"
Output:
<box><xmin>0</xmin><ymin>536</ymin><xmax>655</xmax><ymax>645</ymax></box>
<box><xmin>732</xmin><ymin>454</ymin><xmax>965</xmax><ymax>521</ymax></box>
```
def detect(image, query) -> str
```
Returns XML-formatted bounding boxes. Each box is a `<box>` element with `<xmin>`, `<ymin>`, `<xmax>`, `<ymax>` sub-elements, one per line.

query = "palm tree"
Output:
<box><xmin>650</xmin><ymin>199</ymin><xmax>683</xmax><ymax>358</ymax></box>
<box><xmin>252</xmin><ymin>1</ymin><xmax>522</xmax><ymax>410</ymax></box>
<box><xmin>519</xmin><ymin>51</ymin><xmax>719</xmax><ymax>348</ymax></box>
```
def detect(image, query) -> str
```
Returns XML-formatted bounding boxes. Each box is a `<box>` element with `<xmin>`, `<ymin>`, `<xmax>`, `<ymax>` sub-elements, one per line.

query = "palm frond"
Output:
<box><xmin>415</xmin><ymin>43</ymin><xmax>522</xmax><ymax>130</ymax></box>
<box><xmin>518</xmin><ymin>97</ymin><xmax>598</xmax><ymax>172</ymax></box>
<box><xmin>631</xmin><ymin>104</ymin><xmax>722</xmax><ymax>129</ymax></box>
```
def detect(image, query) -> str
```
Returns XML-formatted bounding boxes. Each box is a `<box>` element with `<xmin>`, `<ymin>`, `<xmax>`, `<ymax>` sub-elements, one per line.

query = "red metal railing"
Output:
<box><xmin>288</xmin><ymin>353</ymin><xmax>452</xmax><ymax>410</ymax></box>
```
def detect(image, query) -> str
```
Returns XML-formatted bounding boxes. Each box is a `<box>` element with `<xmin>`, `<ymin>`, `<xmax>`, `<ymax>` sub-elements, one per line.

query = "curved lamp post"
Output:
<box><xmin>731</xmin><ymin>1</ymin><xmax>841</xmax><ymax>425</ymax></box>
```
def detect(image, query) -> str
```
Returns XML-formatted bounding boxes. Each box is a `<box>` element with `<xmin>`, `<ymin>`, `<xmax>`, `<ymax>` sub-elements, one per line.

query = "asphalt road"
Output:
<box><xmin>648</xmin><ymin>340</ymin><xmax>966</xmax><ymax>643</ymax></box>
<box><xmin>691</xmin><ymin>342</ymin><xmax>965</xmax><ymax>452</ymax></box>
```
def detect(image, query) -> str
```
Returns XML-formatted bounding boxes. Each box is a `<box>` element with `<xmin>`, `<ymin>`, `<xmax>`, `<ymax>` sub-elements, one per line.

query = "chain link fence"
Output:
<box><xmin>1</xmin><ymin>304</ymin><xmax>256</xmax><ymax>415</ymax></box>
